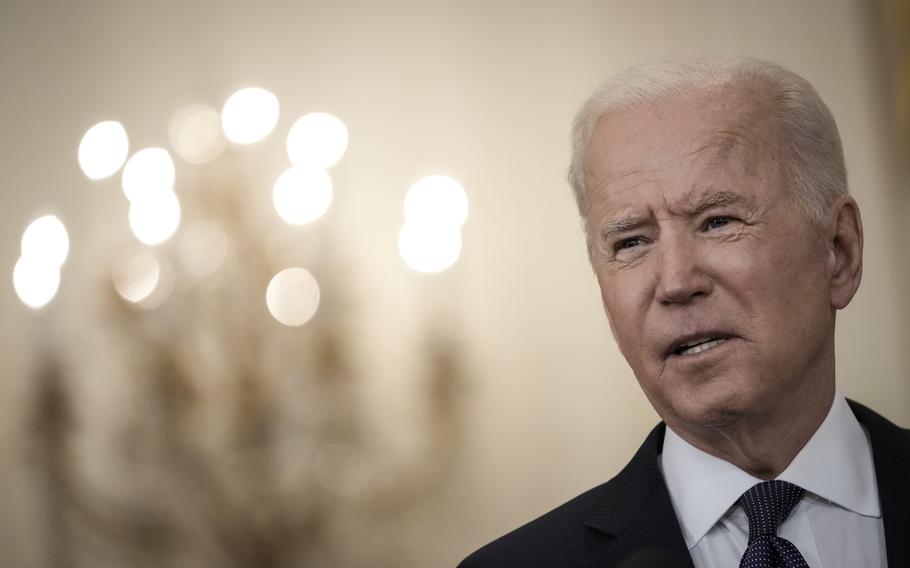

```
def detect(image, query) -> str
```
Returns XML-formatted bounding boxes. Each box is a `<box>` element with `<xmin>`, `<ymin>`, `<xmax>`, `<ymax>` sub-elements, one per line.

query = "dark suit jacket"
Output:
<box><xmin>458</xmin><ymin>401</ymin><xmax>910</xmax><ymax>567</ymax></box>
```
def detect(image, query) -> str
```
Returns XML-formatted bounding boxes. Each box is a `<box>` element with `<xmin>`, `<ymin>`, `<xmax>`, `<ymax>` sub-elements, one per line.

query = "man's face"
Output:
<box><xmin>583</xmin><ymin>86</ymin><xmax>838</xmax><ymax>433</ymax></box>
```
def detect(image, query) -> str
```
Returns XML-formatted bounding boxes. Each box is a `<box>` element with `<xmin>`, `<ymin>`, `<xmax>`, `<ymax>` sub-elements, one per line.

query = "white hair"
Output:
<box><xmin>568</xmin><ymin>58</ymin><xmax>847</xmax><ymax>232</ymax></box>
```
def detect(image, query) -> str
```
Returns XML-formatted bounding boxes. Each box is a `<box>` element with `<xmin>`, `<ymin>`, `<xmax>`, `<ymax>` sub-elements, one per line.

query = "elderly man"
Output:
<box><xmin>460</xmin><ymin>59</ymin><xmax>910</xmax><ymax>567</ymax></box>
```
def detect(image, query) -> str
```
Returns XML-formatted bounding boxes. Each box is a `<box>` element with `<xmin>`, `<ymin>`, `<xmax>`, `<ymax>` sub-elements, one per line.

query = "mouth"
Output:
<box><xmin>666</xmin><ymin>333</ymin><xmax>733</xmax><ymax>359</ymax></box>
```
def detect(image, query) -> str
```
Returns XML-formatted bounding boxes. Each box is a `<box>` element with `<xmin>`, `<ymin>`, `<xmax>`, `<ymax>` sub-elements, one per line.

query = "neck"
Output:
<box><xmin>669</xmin><ymin>380</ymin><xmax>836</xmax><ymax>480</ymax></box>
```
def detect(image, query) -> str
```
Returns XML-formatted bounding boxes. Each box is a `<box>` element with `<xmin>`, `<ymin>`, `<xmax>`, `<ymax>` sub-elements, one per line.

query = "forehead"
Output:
<box><xmin>583</xmin><ymin>85</ymin><xmax>782</xmax><ymax>214</ymax></box>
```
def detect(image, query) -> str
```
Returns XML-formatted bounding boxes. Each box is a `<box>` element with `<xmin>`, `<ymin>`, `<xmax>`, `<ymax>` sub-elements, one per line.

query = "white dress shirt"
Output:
<box><xmin>660</xmin><ymin>392</ymin><xmax>887</xmax><ymax>567</ymax></box>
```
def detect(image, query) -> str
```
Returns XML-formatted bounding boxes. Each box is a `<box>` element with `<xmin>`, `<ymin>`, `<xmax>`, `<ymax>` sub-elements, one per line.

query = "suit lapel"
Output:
<box><xmin>849</xmin><ymin>400</ymin><xmax>910</xmax><ymax>568</ymax></box>
<box><xmin>577</xmin><ymin>401</ymin><xmax>907</xmax><ymax>567</ymax></box>
<box><xmin>582</xmin><ymin>401</ymin><xmax>910</xmax><ymax>568</ymax></box>
<box><xmin>581</xmin><ymin>424</ymin><xmax>693</xmax><ymax>567</ymax></box>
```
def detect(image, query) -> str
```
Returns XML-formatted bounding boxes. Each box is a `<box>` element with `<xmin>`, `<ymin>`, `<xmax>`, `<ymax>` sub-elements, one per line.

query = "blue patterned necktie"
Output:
<box><xmin>739</xmin><ymin>480</ymin><xmax>810</xmax><ymax>568</ymax></box>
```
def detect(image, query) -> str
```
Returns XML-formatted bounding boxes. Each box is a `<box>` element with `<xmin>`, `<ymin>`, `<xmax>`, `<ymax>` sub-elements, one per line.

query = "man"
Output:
<box><xmin>459</xmin><ymin>58</ymin><xmax>910</xmax><ymax>567</ymax></box>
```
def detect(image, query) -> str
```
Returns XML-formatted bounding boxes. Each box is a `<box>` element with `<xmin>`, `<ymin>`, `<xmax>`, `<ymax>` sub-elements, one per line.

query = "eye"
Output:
<box><xmin>704</xmin><ymin>216</ymin><xmax>733</xmax><ymax>230</ymax></box>
<box><xmin>615</xmin><ymin>236</ymin><xmax>644</xmax><ymax>251</ymax></box>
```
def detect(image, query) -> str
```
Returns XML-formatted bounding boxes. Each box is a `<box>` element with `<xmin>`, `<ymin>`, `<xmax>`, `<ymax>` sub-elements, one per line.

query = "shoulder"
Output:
<box><xmin>458</xmin><ymin>424</ymin><xmax>670</xmax><ymax>567</ymax></box>
<box><xmin>848</xmin><ymin>398</ymin><xmax>910</xmax><ymax>496</ymax></box>
<box><xmin>456</xmin><ymin>483</ymin><xmax>611</xmax><ymax>568</ymax></box>
<box><xmin>848</xmin><ymin>399</ymin><xmax>910</xmax><ymax>451</ymax></box>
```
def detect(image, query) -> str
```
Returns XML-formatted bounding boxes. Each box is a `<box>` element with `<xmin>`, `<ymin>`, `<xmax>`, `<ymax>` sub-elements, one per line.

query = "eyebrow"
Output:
<box><xmin>685</xmin><ymin>189</ymin><xmax>748</xmax><ymax>216</ymax></box>
<box><xmin>599</xmin><ymin>190</ymin><xmax>749</xmax><ymax>242</ymax></box>
<box><xmin>600</xmin><ymin>216</ymin><xmax>649</xmax><ymax>242</ymax></box>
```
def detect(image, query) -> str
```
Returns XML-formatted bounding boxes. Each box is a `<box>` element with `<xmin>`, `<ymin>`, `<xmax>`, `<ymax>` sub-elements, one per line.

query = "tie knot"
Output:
<box><xmin>739</xmin><ymin>480</ymin><xmax>804</xmax><ymax>539</ymax></box>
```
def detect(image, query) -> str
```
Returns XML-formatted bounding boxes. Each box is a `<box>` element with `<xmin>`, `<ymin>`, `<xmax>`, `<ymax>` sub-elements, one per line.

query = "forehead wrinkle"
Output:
<box><xmin>666</xmin><ymin>186</ymin><xmax>754</xmax><ymax>219</ymax></box>
<box><xmin>596</xmin><ymin>128</ymin><xmax>756</xmax><ymax>206</ymax></box>
<box><xmin>602</xmin><ymin>166</ymin><xmax>645</xmax><ymax>188</ymax></box>
<box><xmin>682</xmin><ymin>127</ymin><xmax>760</xmax><ymax>171</ymax></box>
<box><xmin>587</xmin><ymin>166</ymin><xmax>648</xmax><ymax>200</ymax></box>
<box><xmin>585</xmin><ymin>168</ymin><xmax>655</xmax><ymax>214</ymax></box>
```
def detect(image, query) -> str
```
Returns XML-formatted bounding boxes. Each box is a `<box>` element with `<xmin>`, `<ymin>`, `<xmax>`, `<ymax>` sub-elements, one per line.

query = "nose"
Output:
<box><xmin>654</xmin><ymin>232</ymin><xmax>713</xmax><ymax>305</ymax></box>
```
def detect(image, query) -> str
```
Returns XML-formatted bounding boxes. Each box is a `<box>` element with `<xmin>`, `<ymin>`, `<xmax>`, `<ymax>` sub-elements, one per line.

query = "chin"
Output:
<box><xmin>664</xmin><ymin>389</ymin><xmax>753</xmax><ymax>430</ymax></box>
<box><xmin>684</xmin><ymin>406</ymin><xmax>744</xmax><ymax>429</ymax></box>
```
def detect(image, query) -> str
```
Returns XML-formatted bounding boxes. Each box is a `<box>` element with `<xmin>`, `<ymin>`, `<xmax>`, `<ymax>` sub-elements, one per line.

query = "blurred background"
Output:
<box><xmin>1</xmin><ymin>0</ymin><xmax>909</xmax><ymax>566</ymax></box>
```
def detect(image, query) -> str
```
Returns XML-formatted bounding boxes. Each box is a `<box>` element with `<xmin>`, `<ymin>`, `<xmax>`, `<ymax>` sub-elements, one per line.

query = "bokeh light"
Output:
<box><xmin>398</xmin><ymin>221</ymin><xmax>462</xmax><ymax>273</ymax></box>
<box><xmin>272</xmin><ymin>167</ymin><xmax>333</xmax><ymax>225</ymax></box>
<box><xmin>111</xmin><ymin>249</ymin><xmax>161</xmax><ymax>304</ymax></box>
<box><xmin>122</xmin><ymin>147</ymin><xmax>176</xmax><ymax>203</ymax></box>
<box><xmin>128</xmin><ymin>190</ymin><xmax>181</xmax><ymax>245</ymax></box>
<box><xmin>221</xmin><ymin>87</ymin><xmax>279</xmax><ymax>145</ymax></box>
<box><xmin>13</xmin><ymin>256</ymin><xmax>61</xmax><ymax>309</ymax></box>
<box><xmin>404</xmin><ymin>175</ymin><xmax>469</xmax><ymax>228</ymax></box>
<box><xmin>168</xmin><ymin>104</ymin><xmax>226</xmax><ymax>164</ymax></box>
<box><xmin>78</xmin><ymin>121</ymin><xmax>129</xmax><ymax>180</ymax></box>
<box><xmin>286</xmin><ymin>112</ymin><xmax>348</xmax><ymax>169</ymax></box>
<box><xmin>21</xmin><ymin>215</ymin><xmax>69</xmax><ymax>268</ymax></box>
<box><xmin>265</xmin><ymin>267</ymin><xmax>320</xmax><ymax>326</ymax></box>
<box><xmin>177</xmin><ymin>220</ymin><xmax>229</xmax><ymax>278</ymax></box>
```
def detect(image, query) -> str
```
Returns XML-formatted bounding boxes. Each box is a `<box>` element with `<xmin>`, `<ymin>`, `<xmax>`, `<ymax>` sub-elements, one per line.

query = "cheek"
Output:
<box><xmin>755</xmin><ymin>246</ymin><xmax>827</xmax><ymax>308</ymax></box>
<box><xmin>597</xmin><ymin>270</ymin><xmax>653</xmax><ymax>363</ymax></box>
<box><xmin>707</xmin><ymin>241</ymin><xmax>771</xmax><ymax>285</ymax></box>
<box><xmin>597</xmin><ymin>269</ymin><xmax>645</xmax><ymax>324</ymax></box>
<box><xmin>712</xmin><ymin>238</ymin><xmax>830</xmax><ymax>342</ymax></box>
<box><xmin>710</xmin><ymin>235</ymin><xmax>814</xmax><ymax>298</ymax></box>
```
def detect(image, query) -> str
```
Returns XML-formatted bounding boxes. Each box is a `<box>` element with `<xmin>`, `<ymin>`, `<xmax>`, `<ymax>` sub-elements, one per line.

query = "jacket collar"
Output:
<box><xmin>848</xmin><ymin>400</ymin><xmax>910</xmax><ymax>567</ymax></box>
<box><xmin>579</xmin><ymin>400</ymin><xmax>909</xmax><ymax>568</ymax></box>
<box><xmin>582</xmin><ymin>423</ymin><xmax>694</xmax><ymax>567</ymax></box>
<box><xmin>662</xmin><ymin>393</ymin><xmax>881</xmax><ymax>550</ymax></box>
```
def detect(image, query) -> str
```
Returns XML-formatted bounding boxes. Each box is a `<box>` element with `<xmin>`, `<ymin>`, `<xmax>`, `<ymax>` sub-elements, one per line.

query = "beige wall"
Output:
<box><xmin>0</xmin><ymin>1</ymin><xmax>907</xmax><ymax>566</ymax></box>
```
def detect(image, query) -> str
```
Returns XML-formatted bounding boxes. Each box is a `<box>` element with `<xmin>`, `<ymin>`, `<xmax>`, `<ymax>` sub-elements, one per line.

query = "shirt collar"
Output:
<box><xmin>659</xmin><ymin>391</ymin><xmax>881</xmax><ymax>550</ymax></box>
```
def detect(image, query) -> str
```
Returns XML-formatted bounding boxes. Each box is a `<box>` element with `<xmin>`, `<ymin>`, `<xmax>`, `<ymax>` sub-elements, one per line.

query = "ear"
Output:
<box><xmin>827</xmin><ymin>195</ymin><xmax>863</xmax><ymax>309</ymax></box>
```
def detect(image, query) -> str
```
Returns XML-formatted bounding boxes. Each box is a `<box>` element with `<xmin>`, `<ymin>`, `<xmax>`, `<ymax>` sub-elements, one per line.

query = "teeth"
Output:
<box><xmin>679</xmin><ymin>337</ymin><xmax>709</xmax><ymax>349</ymax></box>
<box><xmin>677</xmin><ymin>338</ymin><xmax>726</xmax><ymax>356</ymax></box>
